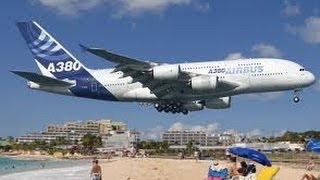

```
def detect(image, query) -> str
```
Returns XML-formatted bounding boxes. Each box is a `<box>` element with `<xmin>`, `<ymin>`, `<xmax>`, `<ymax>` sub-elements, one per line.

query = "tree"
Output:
<box><xmin>81</xmin><ymin>134</ymin><xmax>102</xmax><ymax>155</ymax></box>
<box><xmin>186</xmin><ymin>140</ymin><xmax>195</xmax><ymax>154</ymax></box>
<box><xmin>54</xmin><ymin>137</ymin><xmax>68</xmax><ymax>145</ymax></box>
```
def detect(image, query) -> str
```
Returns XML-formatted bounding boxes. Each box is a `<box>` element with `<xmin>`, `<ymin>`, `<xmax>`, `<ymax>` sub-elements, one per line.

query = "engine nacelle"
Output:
<box><xmin>206</xmin><ymin>97</ymin><xmax>231</xmax><ymax>109</ymax></box>
<box><xmin>182</xmin><ymin>101</ymin><xmax>204</xmax><ymax>111</ymax></box>
<box><xmin>153</xmin><ymin>65</ymin><xmax>180</xmax><ymax>80</ymax></box>
<box><xmin>191</xmin><ymin>75</ymin><xmax>218</xmax><ymax>91</ymax></box>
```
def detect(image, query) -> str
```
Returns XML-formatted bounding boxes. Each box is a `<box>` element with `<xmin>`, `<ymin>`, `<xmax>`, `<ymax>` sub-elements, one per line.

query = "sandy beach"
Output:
<box><xmin>101</xmin><ymin>158</ymin><xmax>319</xmax><ymax>180</ymax></box>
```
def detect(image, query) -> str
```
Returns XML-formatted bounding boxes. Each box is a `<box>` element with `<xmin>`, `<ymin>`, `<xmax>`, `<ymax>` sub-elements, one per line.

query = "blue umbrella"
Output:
<box><xmin>228</xmin><ymin>147</ymin><xmax>272</xmax><ymax>167</ymax></box>
<box><xmin>306</xmin><ymin>138</ymin><xmax>320</xmax><ymax>153</ymax></box>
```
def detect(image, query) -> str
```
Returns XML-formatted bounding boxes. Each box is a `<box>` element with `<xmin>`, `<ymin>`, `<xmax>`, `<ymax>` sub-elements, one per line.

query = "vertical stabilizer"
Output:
<box><xmin>16</xmin><ymin>21</ymin><xmax>88</xmax><ymax>79</ymax></box>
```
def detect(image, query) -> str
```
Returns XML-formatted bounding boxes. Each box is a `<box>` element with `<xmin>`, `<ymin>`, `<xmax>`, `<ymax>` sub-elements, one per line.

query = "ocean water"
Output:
<box><xmin>0</xmin><ymin>157</ymin><xmax>91</xmax><ymax>180</ymax></box>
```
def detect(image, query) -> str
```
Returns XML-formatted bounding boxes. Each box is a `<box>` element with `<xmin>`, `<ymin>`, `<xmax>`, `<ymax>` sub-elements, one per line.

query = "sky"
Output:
<box><xmin>0</xmin><ymin>0</ymin><xmax>319</xmax><ymax>138</ymax></box>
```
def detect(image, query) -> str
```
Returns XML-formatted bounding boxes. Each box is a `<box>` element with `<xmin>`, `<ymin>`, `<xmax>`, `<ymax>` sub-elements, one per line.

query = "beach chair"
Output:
<box><xmin>256</xmin><ymin>166</ymin><xmax>280</xmax><ymax>180</ymax></box>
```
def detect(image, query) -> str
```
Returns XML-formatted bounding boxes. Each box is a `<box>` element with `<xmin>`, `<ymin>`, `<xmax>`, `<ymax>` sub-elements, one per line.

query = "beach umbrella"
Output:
<box><xmin>305</xmin><ymin>138</ymin><xmax>320</xmax><ymax>153</ymax></box>
<box><xmin>228</xmin><ymin>147</ymin><xmax>272</xmax><ymax>167</ymax></box>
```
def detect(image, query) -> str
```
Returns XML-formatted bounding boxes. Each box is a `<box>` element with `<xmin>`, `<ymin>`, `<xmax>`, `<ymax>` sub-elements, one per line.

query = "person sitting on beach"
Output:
<box><xmin>208</xmin><ymin>162</ymin><xmax>228</xmax><ymax>180</ymax></box>
<box><xmin>306</xmin><ymin>157</ymin><xmax>316</xmax><ymax>171</ymax></box>
<box><xmin>245</xmin><ymin>163</ymin><xmax>256</xmax><ymax>175</ymax></box>
<box><xmin>91</xmin><ymin>159</ymin><xmax>102</xmax><ymax>180</ymax></box>
<box><xmin>301</xmin><ymin>173</ymin><xmax>320</xmax><ymax>180</ymax></box>
<box><xmin>237</xmin><ymin>161</ymin><xmax>248</xmax><ymax>176</ymax></box>
<box><xmin>227</xmin><ymin>156</ymin><xmax>239</xmax><ymax>178</ymax></box>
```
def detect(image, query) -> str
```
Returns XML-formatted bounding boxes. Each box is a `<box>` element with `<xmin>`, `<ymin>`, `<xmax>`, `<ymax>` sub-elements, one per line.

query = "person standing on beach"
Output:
<box><xmin>91</xmin><ymin>160</ymin><xmax>102</xmax><ymax>180</ymax></box>
<box><xmin>194</xmin><ymin>150</ymin><xmax>199</xmax><ymax>162</ymax></box>
<box><xmin>306</xmin><ymin>157</ymin><xmax>315</xmax><ymax>171</ymax></box>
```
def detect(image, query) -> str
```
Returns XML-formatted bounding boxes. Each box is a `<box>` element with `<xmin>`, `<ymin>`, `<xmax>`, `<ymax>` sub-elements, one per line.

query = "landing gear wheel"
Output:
<box><xmin>293</xmin><ymin>96</ymin><xmax>300</xmax><ymax>103</ymax></box>
<box><xmin>182</xmin><ymin>110</ymin><xmax>188</xmax><ymax>115</ymax></box>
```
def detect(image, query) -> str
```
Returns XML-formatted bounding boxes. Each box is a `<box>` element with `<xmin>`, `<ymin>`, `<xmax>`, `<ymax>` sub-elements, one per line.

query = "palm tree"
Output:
<box><xmin>81</xmin><ymin>134</ymin><xmax>102</xmax><ymax>155</ymax></box>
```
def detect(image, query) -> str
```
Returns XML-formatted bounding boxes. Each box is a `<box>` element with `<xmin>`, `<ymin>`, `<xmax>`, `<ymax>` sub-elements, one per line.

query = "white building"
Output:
<box><xmin>18</xmin><ymin>119</ymin><xmax>129</xmax><ymax>144</ymax></box>
<box><xmin>101</xmin><ymin>130</ymin><xmax>140</xmax><ymax>152</ymax></box>
<box><xmin>163</xmin><ymin>131</ymin><xmax>231</xmax><ymax>146</ymax></box>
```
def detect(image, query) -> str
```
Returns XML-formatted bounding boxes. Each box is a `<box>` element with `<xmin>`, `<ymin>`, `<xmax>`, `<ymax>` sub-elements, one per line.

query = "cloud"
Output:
<box><xmin>252</xmin><ymin>43</ymin><xmax>282</xmax><ymax>58</ymax></box>
<box><xmin>168</xmin><ymin>122</ymin><xmax>220</xmax><ymax>134</ymax></box>
<box><xmin>282</xmin><ymin>0</ymin><xmax>300</xmax><ymax>17</ymax></box>
<box><xmin>225</xmin><ymin>44</ymin><xmax>282</xmax><ymax>60</ymax></box>
<box><xmin>246</xmin><ymin>129</ymin><xmax>262</xmax><ymax>137</ymax></box>
<box><xmin>141</xmin><ymin>125</ymin><xmax>164</xmax><ymax>140</ymax></box>
<box><xmin>34</xmin><ymin>0</ymin><xmax>210</xmax><ymax>17</ymax></box>
<box><xmin>35</xmin><ymin>0</ymin><xmax>104</xmax><ymax>16</ymax></box>
<box><xmin>193</xmin><ymin>2</ymin><xmax>211</xmax><ymax>13</ymax></box>
<box><xmin>224</xmin><ymin>128</ymin><xmax>263</xmax><ymax>138</ymax></box>
<box><xmin>287</xmin><ymin>16</ymin><xmax>320</xmax><ymax>44</ymax></box>
<box><xmin>224</xmin><ymin>52</ymin><xmax>245</xmax><ymax>60</ymax></box>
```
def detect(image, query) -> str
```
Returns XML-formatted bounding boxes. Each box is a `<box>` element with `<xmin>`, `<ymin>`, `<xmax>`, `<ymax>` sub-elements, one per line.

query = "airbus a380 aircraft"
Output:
<box><xmin>13</xmin><ymin>21</ymin><xmax>316</xmax><ymax>115</ymax></box>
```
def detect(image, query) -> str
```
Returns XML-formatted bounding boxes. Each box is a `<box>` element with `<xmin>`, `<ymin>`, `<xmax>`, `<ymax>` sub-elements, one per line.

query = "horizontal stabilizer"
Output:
<box><xmin>11</xmin><ymin>71</ymin><xmax>73</xmax><ymax>87</ymax></box>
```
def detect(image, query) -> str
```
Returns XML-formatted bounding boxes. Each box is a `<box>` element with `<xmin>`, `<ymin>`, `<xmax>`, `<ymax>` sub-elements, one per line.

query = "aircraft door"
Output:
<box><xmin>91</xmin><ymin>82</ymin><xmax>98</xmax><ymax>92</ymax></box>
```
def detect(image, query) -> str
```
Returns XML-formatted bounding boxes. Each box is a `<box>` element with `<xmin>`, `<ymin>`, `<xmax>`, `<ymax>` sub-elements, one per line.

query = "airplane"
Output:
<box><xmin>12</xmin><ymin>21</ymin><xmax>316</xmax><ymax>115</ymax></box>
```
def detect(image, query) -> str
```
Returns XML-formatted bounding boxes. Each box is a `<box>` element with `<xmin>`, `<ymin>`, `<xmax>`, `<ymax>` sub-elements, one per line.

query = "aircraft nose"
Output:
<box><xmin>308</xmin><ymin>71</ymin><xmax>316</xmax><ymax>85</ymax></box>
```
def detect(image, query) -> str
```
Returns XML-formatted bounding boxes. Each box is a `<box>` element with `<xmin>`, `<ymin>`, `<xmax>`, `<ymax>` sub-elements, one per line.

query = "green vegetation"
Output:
<box><xmin>0</xmin><ymin>133</ymin><xmax>102</xmax><ymax>156</ymax></box>
<box><xmin>138</xmin><ymin>140</ymin><xmax>171</xmax><ymax>154</ymax></box>
<box><xmin>260</xmin><ymin>131</ymin><xmax>320</xmax><ymax>143</ymax></box>
<box><xmin>81</xmin><ymin>134</ymin><xmax>103</xmax><ymax>155</ymax></box>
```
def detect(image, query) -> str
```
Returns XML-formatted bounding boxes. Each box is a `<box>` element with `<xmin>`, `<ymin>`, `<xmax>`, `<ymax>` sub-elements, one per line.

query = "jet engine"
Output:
<box><xmin>153</xmin><ymin>64</ymin><xmax>180</xmax><ymax>80</ymax></box>
<box><xmin>182</xmin><ymin>101</ymin><xmax>204</xmax><ymax>111</ymax></box>
<box><xmin>191</xmin><ymin>75</ymin><xmax>218</xmax><ymax>91</ymax></box>
<box><xmin>205</xmin><ymin>97</ymin><xmax>231</xmax><ymax>109</ymax></box>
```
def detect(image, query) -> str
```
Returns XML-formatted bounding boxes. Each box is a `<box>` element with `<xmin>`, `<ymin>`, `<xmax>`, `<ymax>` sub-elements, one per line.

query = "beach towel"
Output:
<box><xmin>208</xmin><ymin>176</ymin><xmax>223</xmax><ymax>180</ymax></box>
<box><xmin>208</xmin><ymin>168</ymin><xmax>228</xmax><ymax>179</ymax></box>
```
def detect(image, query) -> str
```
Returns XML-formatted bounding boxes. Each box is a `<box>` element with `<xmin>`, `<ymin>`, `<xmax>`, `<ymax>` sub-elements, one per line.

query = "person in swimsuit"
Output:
<box><xmin>91</xmin><ymin>159</ymin><xmax>102</xmax><ymax>180</ymax></box>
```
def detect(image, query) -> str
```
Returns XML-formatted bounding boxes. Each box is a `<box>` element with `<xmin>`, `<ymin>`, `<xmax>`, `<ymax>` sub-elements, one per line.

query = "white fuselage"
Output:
<box><xmin>64</xmin><ymin>58</ymin><xmax>313</xmax><ymax>102</ymax></box>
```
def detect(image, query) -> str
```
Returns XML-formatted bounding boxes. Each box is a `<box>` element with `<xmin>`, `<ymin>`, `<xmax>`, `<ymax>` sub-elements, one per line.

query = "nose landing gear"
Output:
<box><xmin>293</xmin><ymin>89</ymin><xmax>301</xmax><ymax>103</ymax></box>
<box><xmin>293</xmin><ymin>96</ymin><xmax>300</xmax><ymax>103</ymax></box>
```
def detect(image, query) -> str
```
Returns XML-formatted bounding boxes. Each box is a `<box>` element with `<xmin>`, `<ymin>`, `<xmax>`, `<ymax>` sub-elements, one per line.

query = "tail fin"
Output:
<box><xmin>16</xmin><ymin>21</ymin><xmax>88</xmax><ymax>80</ymax></box>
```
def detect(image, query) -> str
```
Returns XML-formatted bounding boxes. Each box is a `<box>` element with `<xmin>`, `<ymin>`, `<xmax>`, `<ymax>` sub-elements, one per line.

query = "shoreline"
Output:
<box><xmin>1</xmin><ymin>154</ymin><xmax>56</xmax><ymax>161</ymax></box>
<box><xmin>0</xmin><ymin>155</ymin><xmax>92</xmax><ymax>178</ymax></box>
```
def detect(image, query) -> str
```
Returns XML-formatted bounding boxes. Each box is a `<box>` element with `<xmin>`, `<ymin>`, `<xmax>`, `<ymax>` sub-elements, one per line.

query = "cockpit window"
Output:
<box><xmin>299</xmin><ymin>68</ymin><xmax>305</xmax><ymax>71</ymax></box>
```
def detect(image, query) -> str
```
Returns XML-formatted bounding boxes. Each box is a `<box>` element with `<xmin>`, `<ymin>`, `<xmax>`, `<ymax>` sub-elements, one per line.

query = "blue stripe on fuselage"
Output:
<box><xmin>64</xmin><ymin>72</ymin><xmax>118</xmax><ymax>101</ymax></box>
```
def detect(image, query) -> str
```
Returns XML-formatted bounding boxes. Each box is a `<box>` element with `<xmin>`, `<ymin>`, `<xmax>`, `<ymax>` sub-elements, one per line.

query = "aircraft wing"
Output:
<box><xmin>80</xmin><ymin>45</ymin><xmax>158</xmax><ymax>71</ymax></box>
<box><xmin>81</xmin><ymin>45</ymin><xmax>238</xmax><ymax>98</ymax></box>
<box><xmin>80</xmin><ymin>45</ymin><xmax>185</xmax><ymax>98</ymax></box>
<box><xmin>11</xmin><ymin>71</ymin><xmax>74</xmax><ymax>87</ymax></box>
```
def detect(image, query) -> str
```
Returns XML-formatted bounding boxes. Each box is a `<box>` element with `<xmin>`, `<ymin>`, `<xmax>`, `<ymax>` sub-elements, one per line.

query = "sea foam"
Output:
<box><xmin>0</xmin><ymin>165</ymin><xmax>90</xmax><ymax>180</ymax></box>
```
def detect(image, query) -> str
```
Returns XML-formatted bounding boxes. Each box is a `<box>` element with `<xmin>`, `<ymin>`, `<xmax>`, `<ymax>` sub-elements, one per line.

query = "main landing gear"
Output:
<box><xmin>293</xmin><ymin>89</ymin><xmax>301</xmax><ymax>103</ymax></box>
<box><xmin>154</xmin><ymin>101</ymin><xmax>189</xmax><ymax>115</ymax></box>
